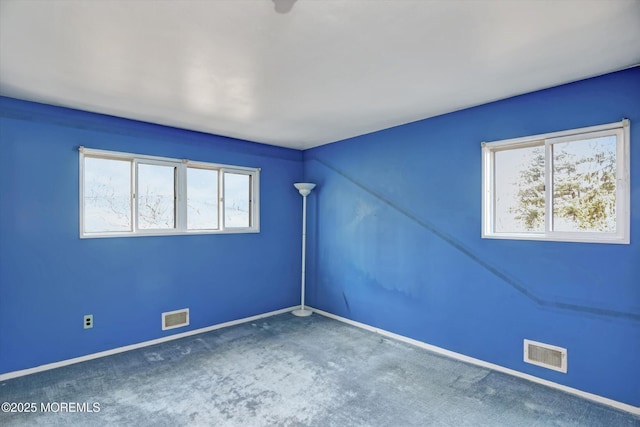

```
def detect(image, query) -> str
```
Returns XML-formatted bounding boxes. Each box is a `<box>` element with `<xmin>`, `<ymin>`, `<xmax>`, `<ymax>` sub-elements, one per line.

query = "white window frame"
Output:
<box><xmin>79</xmin><ymin>147</ymin><xmax>260</xmax><ymax>238</ymax></box>
<box><xmin>482</xmin><ymin>120</ymin><xmax>630</xmax><ymax>244</ymax></box>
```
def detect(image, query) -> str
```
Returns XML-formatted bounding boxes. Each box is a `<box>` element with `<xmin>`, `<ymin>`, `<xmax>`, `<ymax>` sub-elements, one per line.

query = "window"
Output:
<box><xmin>187</xmin><ymin>167</ymin><xmax>219</xmax><ymax>230</ymax></box>
<box><xmin>482</xmin><ymin>120</ymin><xmax>630</xmax><ymax>244</ymax></box>
<box><xmin>224</xmin><ymin>172</ymin><xmax>251</xmax><ymax>228</ymax></box>
<box><xmin>137</xmin><ymin>162</ymin><xmax>177</xmax><ymax>230</ymax></box>
<box><xmin>80</xmin><ymin>147</ymin><xmax>259</xmax><ymax>238</ymax></box>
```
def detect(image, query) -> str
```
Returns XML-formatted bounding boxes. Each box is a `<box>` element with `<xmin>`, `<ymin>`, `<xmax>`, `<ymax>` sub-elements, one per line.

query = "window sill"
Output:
<box><xmin>80</xmin><ymin>228</ymin><xmax>260</xmax><ymax>239</ymax></box>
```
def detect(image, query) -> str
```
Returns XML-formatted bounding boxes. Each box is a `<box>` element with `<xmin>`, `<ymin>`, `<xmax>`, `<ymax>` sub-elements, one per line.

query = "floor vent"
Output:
<box><xmin>162</xmin><ymin>308</ymin><xmax>189</xmax><ymax>331</ymax></box>
<box><xmin>524</xmin><ymin>339</ymin><xmax>567</xmax><ymax>373</ymax></box>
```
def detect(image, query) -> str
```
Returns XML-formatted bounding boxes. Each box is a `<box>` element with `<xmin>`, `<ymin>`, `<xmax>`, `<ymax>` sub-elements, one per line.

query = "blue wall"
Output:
<box><xmin>303</xmin><ymin>67</ymin><xmax>640</xmax><ymax>406</ymax></box>
<box><xmin>0</xmin><ymin>97</ymin><xmax>303</xmax><ymax>374</ymax></box>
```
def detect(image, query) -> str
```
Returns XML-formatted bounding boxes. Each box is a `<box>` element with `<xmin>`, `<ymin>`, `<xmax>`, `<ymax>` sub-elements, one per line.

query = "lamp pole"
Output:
<box><xmin>292</xmin><ymin>183</ymin><xmax>315</xmax><ymax>317</ymax></box>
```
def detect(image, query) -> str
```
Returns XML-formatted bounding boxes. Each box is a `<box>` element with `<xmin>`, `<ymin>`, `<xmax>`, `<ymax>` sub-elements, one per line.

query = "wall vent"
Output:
<box><xmin>524</xmin><ymin>339</ymin><xmax>567</xmax><ymax>373</ymax></box>
<box><xmin>162</xmin><ymin>308</ymin><xmax>189</xmax><ymax>331</ymax></box>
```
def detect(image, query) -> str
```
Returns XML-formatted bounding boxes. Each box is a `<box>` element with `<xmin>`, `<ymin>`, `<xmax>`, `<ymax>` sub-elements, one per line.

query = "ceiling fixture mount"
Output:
<box><xmin>272</xmin><ymin>0</ymin><xmax>297</xmax><ymax>14</ymax></box>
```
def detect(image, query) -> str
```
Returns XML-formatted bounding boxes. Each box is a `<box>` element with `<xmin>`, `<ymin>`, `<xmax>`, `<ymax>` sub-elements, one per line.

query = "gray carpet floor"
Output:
<box><xmin>1</xmin><ymin>313</ymin><xmax>638</xmax><ymax>426</ymax></box>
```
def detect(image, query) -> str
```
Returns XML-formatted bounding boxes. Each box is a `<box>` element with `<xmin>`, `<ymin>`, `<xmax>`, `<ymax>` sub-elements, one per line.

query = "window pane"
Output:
<box><xmin>187</xmin><ymin>168</ymin><xmax>219</xmax><ymax>230</ymax></box>
<box><xmin>224</xmin><ymin>172</ymin><xmax>250</xmax><ymax>228</ymax></box>
<box><xmin>552</xmin><ymin>136</ymin><xmax>617</xmax><ymax>232</ymax></box>
<box><xmin>84</xmin><ymin>157</ymin><xmax>132</xmax><ymax>233</ymax></box>
<box><xmin>137</xmin><ymin>163</ymin><xmax>176</xmax><ymax>229</ymax></box>
<box><xmin>494</xmin><ymin>145</ymin><xmax>545</xmax><ymax>233</ymax></box>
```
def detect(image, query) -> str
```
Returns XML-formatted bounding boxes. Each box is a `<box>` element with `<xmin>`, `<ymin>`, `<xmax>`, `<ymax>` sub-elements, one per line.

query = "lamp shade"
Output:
<box><xmin>294</xmin><ymin>182</ymin><xmax>316</xmax><ymax>196</ymax></box>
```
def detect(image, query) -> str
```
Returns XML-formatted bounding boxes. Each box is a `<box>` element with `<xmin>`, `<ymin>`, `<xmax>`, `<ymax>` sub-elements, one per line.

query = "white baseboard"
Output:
<box><xmin>0</xmin><ymin>306</ymin><xmax>298</xmax><ymax>382</ymax></box>
<box><xmin>310</xmin><ymin>307</ymin><xmax>640</xmax><ymax>416</ymax></box>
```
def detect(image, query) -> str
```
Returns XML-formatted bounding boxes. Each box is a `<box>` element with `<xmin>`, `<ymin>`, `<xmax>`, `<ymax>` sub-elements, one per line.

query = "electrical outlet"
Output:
<box><xmin>84</xmin><ymin>314</ymin><xmax>93</xmax><ymax>329</ymax></box>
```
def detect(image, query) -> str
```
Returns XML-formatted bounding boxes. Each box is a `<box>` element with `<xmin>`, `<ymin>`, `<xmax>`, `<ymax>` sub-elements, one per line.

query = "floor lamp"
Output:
<box><xmin>292</xmin><ymin>182</ymin><xmax>316</xmax><ymax>317</ymax></box>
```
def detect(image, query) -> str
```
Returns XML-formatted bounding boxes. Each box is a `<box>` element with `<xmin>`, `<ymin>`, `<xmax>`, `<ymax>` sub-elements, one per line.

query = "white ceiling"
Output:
<box><xmin>1</xmin><ymin>0</ymin><xmax>639</xmax><ymax>150</ymax></box>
